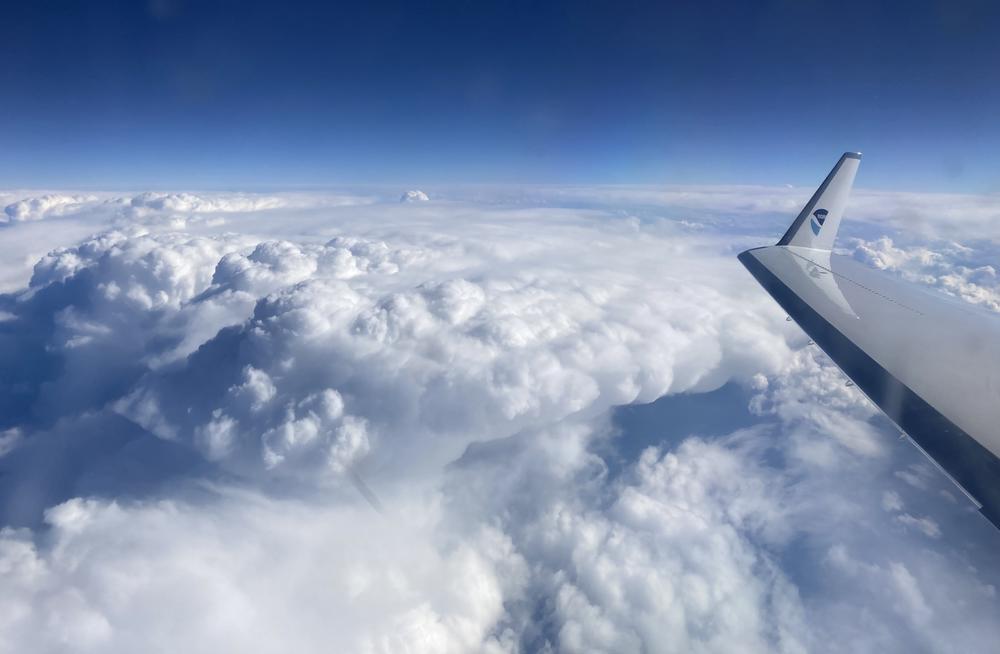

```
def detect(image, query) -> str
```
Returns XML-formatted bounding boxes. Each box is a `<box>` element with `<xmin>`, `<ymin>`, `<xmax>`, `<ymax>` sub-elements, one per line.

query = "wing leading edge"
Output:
<box><xmin>739</xmin><ymin>153</ymin><xmax>1000</xmax><ymax>530</ymax></box>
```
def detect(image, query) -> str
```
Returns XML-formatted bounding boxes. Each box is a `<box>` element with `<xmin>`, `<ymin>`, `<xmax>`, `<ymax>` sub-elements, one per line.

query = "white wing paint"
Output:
<box><xmin>740</xmin><ymin>152</ymin><xmax>1000</xmax><ymax>529</ymax></box>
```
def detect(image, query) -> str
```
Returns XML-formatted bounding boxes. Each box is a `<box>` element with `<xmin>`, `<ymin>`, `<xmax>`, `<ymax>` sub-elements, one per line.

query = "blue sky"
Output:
<box><xmin>3</xmin><ymin>0</ymin><xmax>1000</xmax><ymax>190</ymax></box>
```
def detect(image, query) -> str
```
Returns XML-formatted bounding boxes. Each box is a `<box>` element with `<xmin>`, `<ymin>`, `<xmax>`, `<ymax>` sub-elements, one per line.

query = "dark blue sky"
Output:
<box><xmin>3</xmin><ymin>0</ymin><xmax>1000</xmax><ymax>190</ymax></box>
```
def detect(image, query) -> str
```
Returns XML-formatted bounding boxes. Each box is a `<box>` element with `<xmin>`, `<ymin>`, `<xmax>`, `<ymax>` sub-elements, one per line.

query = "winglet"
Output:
<box><xmin>777</xmin><ymin>152</ymin><xmax>861</xmax><ymax>250</ymax></box>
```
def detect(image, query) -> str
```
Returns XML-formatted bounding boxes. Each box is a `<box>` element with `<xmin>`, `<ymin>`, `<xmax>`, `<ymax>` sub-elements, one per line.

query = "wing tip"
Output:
<box><xmin>776</xmin><ymin>152</ymin><xmax>862</xmax><ymax>248</ymax></box>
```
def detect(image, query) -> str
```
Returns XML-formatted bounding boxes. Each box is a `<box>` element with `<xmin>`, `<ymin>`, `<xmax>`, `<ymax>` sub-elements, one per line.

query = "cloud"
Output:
<box><xmin>749</xmin><ymin>348</ymin><xmax>885</xmax><ymax>464</ymax></box>
<box><xmin>400</xmin><ymin>190</ymin><xmax>430</xmax><ymax>203</ymax></box>
<box><xmin>894</xmin><ymin>513</ymin><xmax>942</xmax><ymax>538</ymax></box>
<box><xmin>0</xmin><ymin>190</ymin><xmax>380</xmax><ymax>234</ymax></box>
<box><xmin>819</xmin><ymin>540</ymin><xmax>997</xmax><ymax>652</ymax></box>
<box><xmin>0</xmin><ymin>207</ymin><xmax>792</xmax><ymax>485</ymax></box>
<box><xmin>126</xmin><ymin>192</ymin><xmax>287</xmax><ymax>214</ymax></box>
<box><xmin>3</xmin><ymin>194</ymin><xmax>99</xmax><ymax>223</ymax></box>
<box><xmin>500</xmin><ymin>435</ymin><xmax>810</xmax><ymax>654</ymax></box>
<box><xmin>846</xmin><ymin>189</ymin><xmax>1000</xmax><ymax>242</ymax></box>
<box><xmin>0</xmin><ymin>492</ymin><xmax>527</xmax><ymax>654</ymax></box>
<box><xmin>882</xmin><ymin>490</ymin><xmax>904</xmax><ymax>512</ymax></box>
<box><xmin>848</xmin><ymin>235</ymin><xmax>1000</xmax><ymax>311</ymax></box>
<box><xmin>431</xmin><ymin>184</ymin><xmax>1000</xmax><ymax>244</ymax></box>
<box><xmin>0</xmin><ymin>186</ymin><xmax>998</xmax><ymax>652</ymax></box>
<box><xmin>0</xmin><ymin>228</ymin><xmax>263</xmax><ymax>435</ymax></box>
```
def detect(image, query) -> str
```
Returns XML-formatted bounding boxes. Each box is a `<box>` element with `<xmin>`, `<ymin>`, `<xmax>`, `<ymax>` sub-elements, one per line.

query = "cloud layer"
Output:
<box><xmin>0</xmin><ymin>185</ymin><xmax>998</xmax><ymax>652</ymax></box>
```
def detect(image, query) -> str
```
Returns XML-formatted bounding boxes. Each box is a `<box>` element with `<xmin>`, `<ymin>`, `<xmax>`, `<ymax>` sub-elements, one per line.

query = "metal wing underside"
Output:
<box><xmin>739</xmin><ymin>245</ymin><xmax>1000</xmax><ymax>529</ymax></box>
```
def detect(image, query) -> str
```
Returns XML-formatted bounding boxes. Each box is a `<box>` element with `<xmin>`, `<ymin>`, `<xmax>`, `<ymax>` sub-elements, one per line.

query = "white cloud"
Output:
<box><xmin>438</xmin><ymin>184</ymin><xmax>1000</xmax><ymax>242</ymax></box>
<box><xmin>847</xmin><ymin>189</ymin><xmax>1000</xmax><ymax>241</ymax></box>
<box><xmin>749</xmin><ymin>348</ymin><xmax>885</xmax><ymax>465</ymax></box>
<box><xmin>887</xmin><ymin>561</ymin><xmax>933</xmax><ymax>622</ymax></box>
<box><xmin>0</xmin><ymin>492</ymin><xmax>526</xmax><ymax>654</ymax></box>
<box><xmin>34</xmin><ymin>212</ymin><xmax>777</xmax><ymax>482</ymax></box>
<box><xmin>2</xmin><ymin>194</ymin><xmax>99</xmax><ymax>223</ymax></box>
<box><xmin>894</xmin><ymin>513</ymin><xmax>942</xmax><ymax>539</ymax></box>
<box><xmin>400</xmin><ymin>190</ymin><xmax>430</xmax><ymax>203</ymax></box>
<box><xmin>0</xmin><ymin>185</ymin><xmax>998</xmax><ymax>652</ymax></box>
<box><xmin>882</xmin><ymin>490</ymin><xmax>904</xmax><ymax>512</ymax></box>
<box><xmin>848</xmin><ymin>236</ymin><xmax>1000</xmax><ymax>311</ymax></box>
<box><xmin>515</xmin><ymin>437</ymin><xmax>810</xmax><ymax>654</ymax></box>
<box><xmin>127</xmin><ymin>191</ymin><xmax>286</xmax><ymax>214</ymax></box>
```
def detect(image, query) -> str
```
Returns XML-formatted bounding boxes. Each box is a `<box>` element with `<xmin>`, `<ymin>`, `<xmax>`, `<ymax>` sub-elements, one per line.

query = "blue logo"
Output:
<box><xmin>810</xmin><ymin>208</ymin><xmax>829</xmax><ymax>236</ymax></box>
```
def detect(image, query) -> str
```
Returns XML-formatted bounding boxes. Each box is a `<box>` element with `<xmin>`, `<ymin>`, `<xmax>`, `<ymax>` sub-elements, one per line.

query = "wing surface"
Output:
<box><xmin>740</xmin><ymin>153</ymin><xmax>1000</xmax><ymax>528</ymax></box>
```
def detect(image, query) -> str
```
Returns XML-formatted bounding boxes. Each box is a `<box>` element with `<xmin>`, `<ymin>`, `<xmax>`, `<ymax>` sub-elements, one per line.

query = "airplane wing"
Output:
<box><xmin>739</xmin><ymin>152</ymin><xmax>1000</xmax><ymax>529</ymax></box>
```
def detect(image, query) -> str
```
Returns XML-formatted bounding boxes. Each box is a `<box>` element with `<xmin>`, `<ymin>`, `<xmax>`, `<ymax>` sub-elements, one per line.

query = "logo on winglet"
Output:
<box><xmin>810</xmin><ymin>208</ymin><xmax>829</xmax><ymax>236</ymax></box>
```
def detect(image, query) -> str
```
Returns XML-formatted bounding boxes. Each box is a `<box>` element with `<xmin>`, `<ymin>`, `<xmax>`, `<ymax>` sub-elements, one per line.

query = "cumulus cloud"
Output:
<box><xmin>0</xmin><ymin>201</ymin><xmax>792</xmax><ymax>486</ymax></box>
<box><xmin>400</xmin><ymin>190</ymin><xmax>430</xmax><ymax>203</ymax></box>
<box><xmin>127</xmin><ymin>191</ymin><xmax>287</xmax><ymax>213</ymax></box>
<box><xmin>849</xmin><ymin>236</ymin><xmax>1000</xmax><ymax>311</ymax></box>
<box><xmin>500</xmin><ymin>435</ymin><xmax>809</xmax><ymax>654</ymax></box>
<box><xmin>0</xmin><ymin>492</ymin><xmax>526</xmax><ymax>654</ymax></box>
<box><xmin>750</xmin><ymin>348</ymin><xmax>885</xmax><ymax>464</ymax></box>
<box><xmin>0</xmin><ymin>185</ymin><xmax>998</xmax><ymax>652</ymax></box>
<box><xmin>2</xmin><ymin>194</ymin><xmax>99</xmax><ymax>223</ymax></box>
<box><xmin>0</xmin><ymin>190</ymin><xmax>379</xmax><ymax>234</ymax></box>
